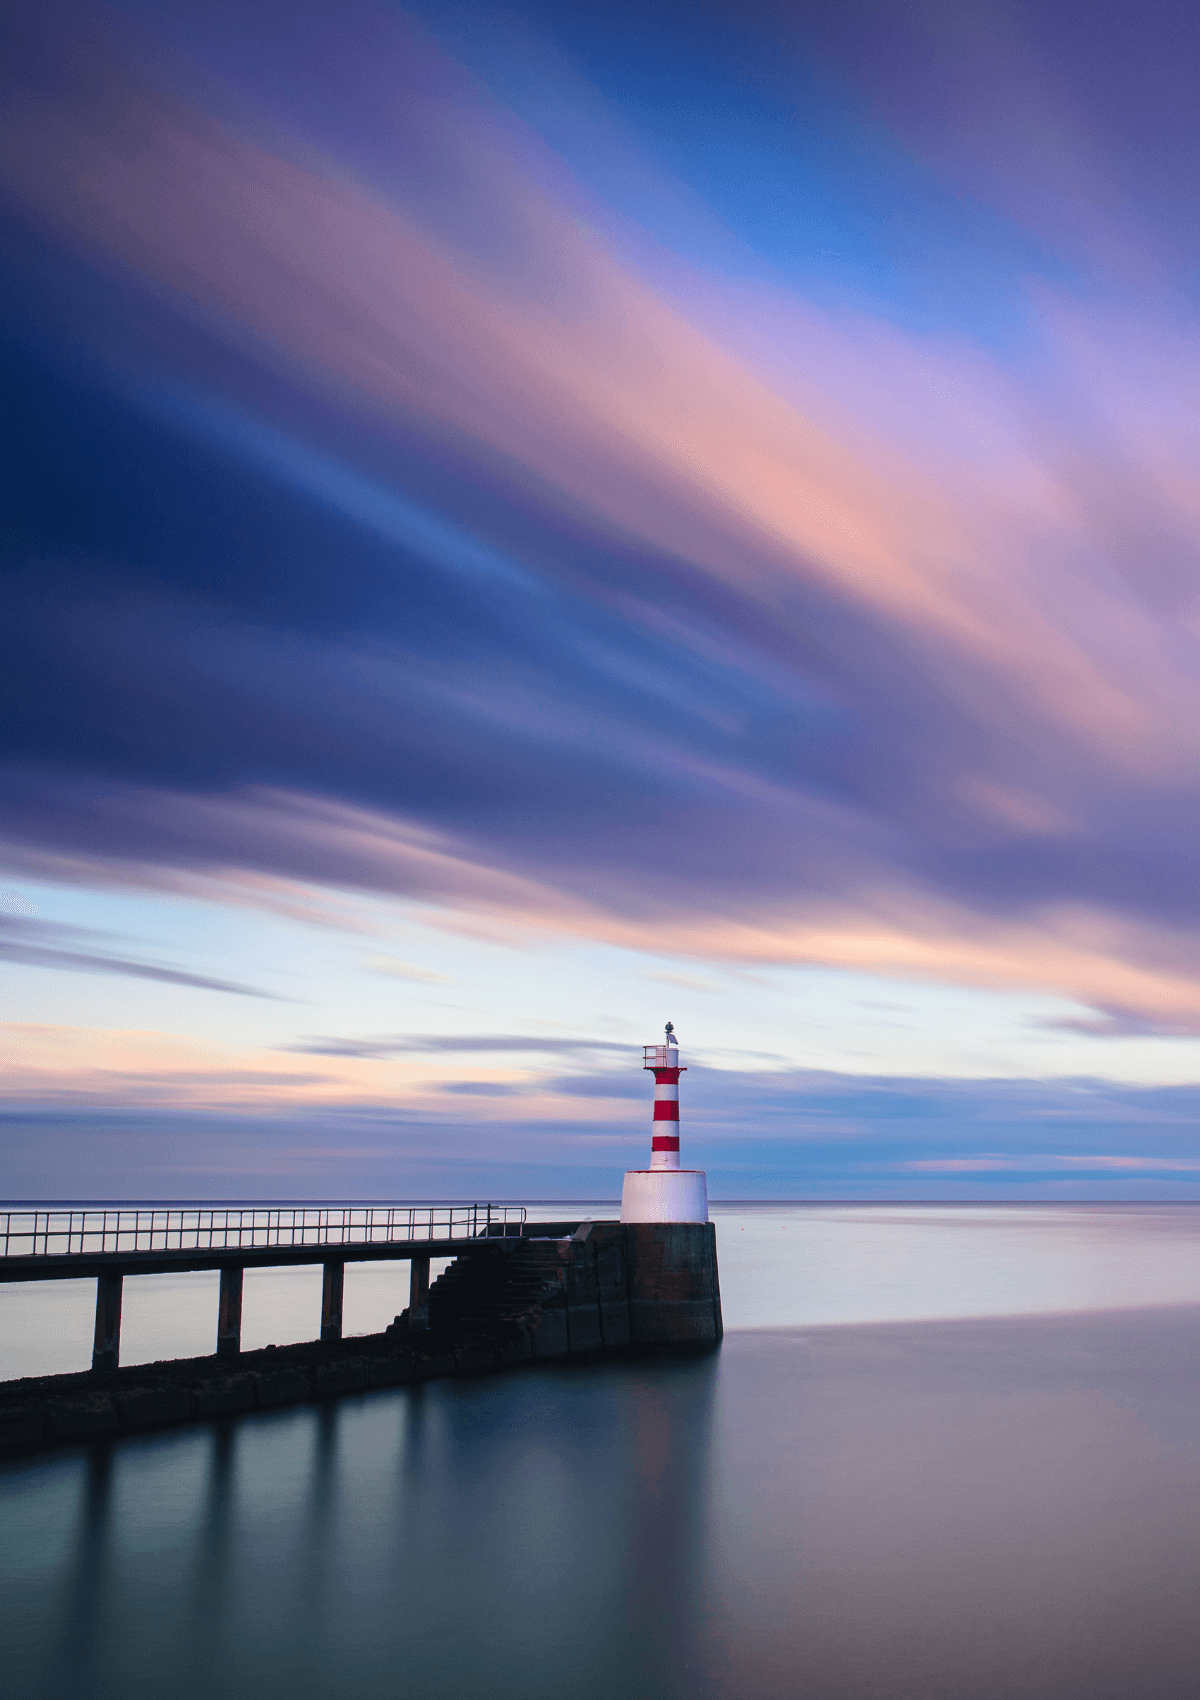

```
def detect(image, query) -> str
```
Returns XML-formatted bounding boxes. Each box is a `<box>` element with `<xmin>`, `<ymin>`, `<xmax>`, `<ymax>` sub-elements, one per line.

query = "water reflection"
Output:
<box><xmin>52</xmin><ymin>1445</ymin><xmax>113</xmax><ymax>1696</ymax></box>
<box><xmin>621</xmin><ymin>1365</ymin><xmax>717</xmax><ymax>1692</ymax></box>
<box><xmin>11</xmin><ymin>1359</ymin><xmax>723</xmax><ymax>1700</ymax></box>
<box><xmin>4</xmin><ymin>1294</ymin><xmax>1200</xmax><ymax>1696</ymax></box>
<box><xmin>182</xmin><ymin>1424</ymin><xmax>236</xmax><ymax>1695</ymax></box>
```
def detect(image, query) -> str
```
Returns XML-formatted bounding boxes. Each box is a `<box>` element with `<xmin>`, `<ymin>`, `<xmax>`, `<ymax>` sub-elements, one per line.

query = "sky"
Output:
<box><xmin>4</xmin><ymin>0</ymin><xmax>1200</xmax><ymax>1199</ymax></box>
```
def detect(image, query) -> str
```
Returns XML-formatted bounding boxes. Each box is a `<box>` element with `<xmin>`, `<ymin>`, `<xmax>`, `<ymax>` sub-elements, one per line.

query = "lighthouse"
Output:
<box><xmin>620</xmin><ymin>1024</ymin><xmax>709</xmax><ymax>1223</ymax></box>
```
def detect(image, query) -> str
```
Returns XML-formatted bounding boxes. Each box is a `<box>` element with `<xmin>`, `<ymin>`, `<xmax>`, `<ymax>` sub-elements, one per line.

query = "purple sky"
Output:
<box><xmin>3</xmin><ymin>1</ymin><xmax>1200</xmax><ymax>1198</ymax></box>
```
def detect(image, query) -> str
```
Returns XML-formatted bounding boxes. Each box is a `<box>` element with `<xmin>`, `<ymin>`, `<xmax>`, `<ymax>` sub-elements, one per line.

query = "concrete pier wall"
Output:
<box><xmin>553</xmin><ymin>1221</ymin><xmax>722</xmax><ymax>1352</ymax></box>
<box><xmin>0</xmin><ymin>1221</ymin><xmax>721</xmax><ymax>1461</ymax></box>
<box><xmin>423</xmin><ymin>1221</ymin><xmax>721</xmax><ymax>1359</ymax></box>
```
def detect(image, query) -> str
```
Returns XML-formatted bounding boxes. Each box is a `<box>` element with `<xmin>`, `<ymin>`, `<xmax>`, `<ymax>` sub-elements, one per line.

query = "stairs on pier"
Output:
<box><xmin>386</xmin><ymin>1239</ymin><xmax>569</xmax><ymax>1348</ymax></box>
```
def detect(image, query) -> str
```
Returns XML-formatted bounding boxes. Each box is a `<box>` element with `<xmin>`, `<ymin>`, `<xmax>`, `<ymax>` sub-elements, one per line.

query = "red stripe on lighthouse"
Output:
<box><xmin>644</xmin><ymin>1042</ymin><xmax>686</xmax><ymax>1172</ymax></box>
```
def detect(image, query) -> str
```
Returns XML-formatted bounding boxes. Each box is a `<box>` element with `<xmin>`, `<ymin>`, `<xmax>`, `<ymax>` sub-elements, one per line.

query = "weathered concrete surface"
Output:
<box><xmin>626</xmin><ymin>1222</ymin><xmax>724</xmax><ymax>1346</ymax></box>
<box><xmin>0</xmin><ymin>1221</ymin><xmax>721</xmax><ymax>1461</ymax></box>
<box><xmin>422</xmin><ymin>1222</ymin><xmax>720</xmax><ymax>1356</ymax></box>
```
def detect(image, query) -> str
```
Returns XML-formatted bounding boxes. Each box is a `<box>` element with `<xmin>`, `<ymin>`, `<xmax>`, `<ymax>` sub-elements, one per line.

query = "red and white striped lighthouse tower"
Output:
<box><xmin>620</xmin><ymin>1024</ymin><xmax>709</xmax><ymax>1223</ymax></box>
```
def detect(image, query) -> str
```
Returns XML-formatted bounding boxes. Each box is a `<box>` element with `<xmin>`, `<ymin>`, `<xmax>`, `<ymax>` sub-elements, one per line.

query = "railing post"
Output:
<box><xmin>217</xmin><ymin>1265</ymin><xmax>244</xmax><ymax>1359</ymax></box>
<box><xmin>409</xmin><ymin>1256</ymin><xmax>430</xmax><ymax>1330</ymax></box>
<box><xmin>92</xmin><ymin>1270</ymin><xmax>123</xmax><ymax>1373</ymax></box>
<box><xmin>320</xmin><ymin>1259</ymin><xmax>344</xmax><ymax>1342</ymax></box>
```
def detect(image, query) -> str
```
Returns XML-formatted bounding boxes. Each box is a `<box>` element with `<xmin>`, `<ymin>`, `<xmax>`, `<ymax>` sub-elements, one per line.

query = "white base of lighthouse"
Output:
<box><xmin>620</xmin><ymin>1168</ymin><xmax>709</xmax><ymax>1224</ymax></box>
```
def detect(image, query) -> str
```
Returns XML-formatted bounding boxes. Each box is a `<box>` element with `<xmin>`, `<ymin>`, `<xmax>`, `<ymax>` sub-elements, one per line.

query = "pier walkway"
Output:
<box><xmin>0</xmin><ymin>1203</ymin><xmax>528</xmax><ymax>1370</ymax></box>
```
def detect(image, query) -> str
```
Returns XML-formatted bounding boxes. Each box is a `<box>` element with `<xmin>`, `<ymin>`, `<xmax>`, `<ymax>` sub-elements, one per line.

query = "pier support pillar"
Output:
<box><xmin>217</xmin><ymin>1265</ymin><xmax>244</xmax><ymax>1359</ymax></box>
<box><xmin>320</xmin><ymin>1260</ymin><xmax>344</xmax><ymax>1343</ymax></box>
<box><xmin>409</xmin><ymin>1256</ymin><xmax>430</xmax><ymax>1330</ymax></box>
<box><xmin>91</xmin><ymin>1271</ymin><xmax>123</xmax><ymax>1373</ymax></box>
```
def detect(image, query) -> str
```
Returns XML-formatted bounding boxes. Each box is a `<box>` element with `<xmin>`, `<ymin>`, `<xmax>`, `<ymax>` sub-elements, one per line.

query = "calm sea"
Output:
<box><xmin>3</xmin><ymin>1203</ymin><xmax>1200</xmax><ymax>1697</ymax></box>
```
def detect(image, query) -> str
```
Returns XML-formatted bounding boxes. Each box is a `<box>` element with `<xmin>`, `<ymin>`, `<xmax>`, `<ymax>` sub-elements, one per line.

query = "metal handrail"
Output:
<box><xmin>0</xmin><ymin>1203</ymin><xmax>527</xmax><ymax>1260</ymax></box>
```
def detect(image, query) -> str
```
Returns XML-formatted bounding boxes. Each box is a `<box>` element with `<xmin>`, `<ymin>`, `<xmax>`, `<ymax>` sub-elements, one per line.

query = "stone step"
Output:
<box><xmin>387</xmin><ymin>1242</ymin><xmax>569</xmax><ymax>1339</ymax></box>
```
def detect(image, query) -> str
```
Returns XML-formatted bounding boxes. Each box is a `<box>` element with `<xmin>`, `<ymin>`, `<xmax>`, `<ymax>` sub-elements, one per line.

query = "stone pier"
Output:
<box><xmin>0</xmin><ymin>1221</ymin><xmax>721</xmax><ymax>1460</ymax></box>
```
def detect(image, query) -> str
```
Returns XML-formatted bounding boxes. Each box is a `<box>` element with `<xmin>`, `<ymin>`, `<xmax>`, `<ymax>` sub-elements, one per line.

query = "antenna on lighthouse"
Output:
<box><xmin>619</xmin><ymin>1022</ymin><xmax>708</xmax><ymax>1224</ymax></box>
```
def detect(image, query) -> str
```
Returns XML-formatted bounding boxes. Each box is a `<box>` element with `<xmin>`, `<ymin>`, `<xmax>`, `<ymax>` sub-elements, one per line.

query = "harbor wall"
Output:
<box><xmin>0</xmin><ymin>1221</ymin><xmax>721</xmax><ymax>1460</ymax></box>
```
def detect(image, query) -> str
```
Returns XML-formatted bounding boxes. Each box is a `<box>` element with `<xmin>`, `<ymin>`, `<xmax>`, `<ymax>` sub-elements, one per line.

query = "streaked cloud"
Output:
<box><xmin>3</xmin><ymin>3</ymin><xmax>1200</xmax><ymax>1190</ymax></box>
<box><xmin>286</xmin><ymin>1032</ymin><xmax>633</xmax><ymax>1059</ymax></box>
<box><xmin>364</xmin><ymin>956</ymin><xmax>454</xmax><ymax>984</ymax></box>
<box><xmin>906</xmin><ymin>1155</ymin><xmax>1200</xmax><ymax>1175</ymax></box>
<box><xmin>4</xmin><ymin>1056</ymin><xmax>1200</xmax><ymax>1198</ymax></box>
<box><xmin>0</xmin><ymin>916</ymin><xmax>276</xmax><ymax>998</ymax></box>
